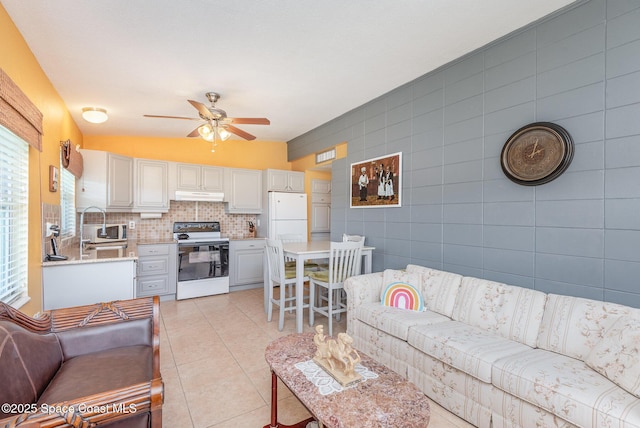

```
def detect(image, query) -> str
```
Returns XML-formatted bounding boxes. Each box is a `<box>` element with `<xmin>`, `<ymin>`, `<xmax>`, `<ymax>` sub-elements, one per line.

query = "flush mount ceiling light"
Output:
<box><xmin>81</xmin><ymin>107</ymin><xmax>108</xmax><ymax>124</ymax></box>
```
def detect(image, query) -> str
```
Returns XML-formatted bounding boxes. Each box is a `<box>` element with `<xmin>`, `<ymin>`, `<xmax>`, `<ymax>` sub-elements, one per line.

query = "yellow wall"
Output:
<box><xmin>0</xmin><ymin>3</ymin><xmax>344</xmax><ymax>315</ymax></box>
<box><xmin>0</xmin><ymin>3</ymin><xmax>295</xmax><ymax>315</ymax></box>
<box><xmin>84</xmin><ymin>135</ymin><xmax>290</xmax><ymax>169</ymax></box>
<box><xmin>1</xmin><ymin>5</ymin><xmax>84</xmax><ymax>315</ymax></box>
<box><xmin>290</xmin><ymin>142</ymin><xmax>346</xmax><ymax>232</ymax></box>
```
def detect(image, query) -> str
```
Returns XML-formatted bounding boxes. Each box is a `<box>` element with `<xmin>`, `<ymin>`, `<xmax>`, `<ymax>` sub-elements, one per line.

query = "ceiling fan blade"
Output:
<box><xmin>228</xmin><ymin>117</ymin><xmax>270</xmax><ymax>125</ymax></box>
<box><xmin>188</xmin><ymin>99</ymin><xmax>214</xmax><ymax>120</ymax></box>
<box><xmin>144</xmin><ymin>114</ymin><xmax>200</xmax><ymax>120</ymax></box>
<box><xmin>187</xmin><ymin>127</ymin><xmax>201</xmax><ymax>138</ymax></box>
<box><xmin>226</xmin><ymin>125</ymin><xmax>256</xmax><ymax>140</ymax></box>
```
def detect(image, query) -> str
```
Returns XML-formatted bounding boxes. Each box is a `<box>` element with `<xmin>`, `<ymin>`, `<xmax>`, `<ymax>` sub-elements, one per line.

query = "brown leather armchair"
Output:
<box><xmin>0</xmin><ymin>297</ymin><xmax>163</xmax><ymax>428</ymax></box>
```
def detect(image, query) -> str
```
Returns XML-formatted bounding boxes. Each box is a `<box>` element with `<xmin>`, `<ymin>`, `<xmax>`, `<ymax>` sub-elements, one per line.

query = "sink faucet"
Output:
<box><xmin>79</xmin><ymin>206</ymin><xmax>106</xmax><ymax>257</ymax></box>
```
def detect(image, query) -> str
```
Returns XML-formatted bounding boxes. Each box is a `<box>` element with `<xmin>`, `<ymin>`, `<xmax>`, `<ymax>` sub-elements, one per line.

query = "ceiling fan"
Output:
<box><xmin>144</xmin><ymin>92</ymin><xmax>270</xmax><ymax>142</ymax></box>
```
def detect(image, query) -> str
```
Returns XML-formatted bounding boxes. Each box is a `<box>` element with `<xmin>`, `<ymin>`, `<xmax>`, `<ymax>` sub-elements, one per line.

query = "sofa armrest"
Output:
<box><xmin>1</xmin><ymin>378</ymin><xmax>164</xmax><ymax>428</ymax></box>
<box><xmin>344</xmin><ymin>272</ymin><xmax>383</xmax><ymax>335</ymax></box>
<box><xmin>48</xmin><ymin>297</ymin><xmax>157</xmax><ymax>332</ymax></box>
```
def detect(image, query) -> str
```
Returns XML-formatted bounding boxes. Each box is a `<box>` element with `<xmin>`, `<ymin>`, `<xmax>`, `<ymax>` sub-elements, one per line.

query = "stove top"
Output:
<box><xmin>173</xmin><ymin>221</ymin><xmax>228</xmax><ymax>243</ymax></box>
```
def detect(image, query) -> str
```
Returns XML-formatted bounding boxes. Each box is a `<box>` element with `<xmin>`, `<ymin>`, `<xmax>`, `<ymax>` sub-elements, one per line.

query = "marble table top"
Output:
<box><xmin>264</xmin><ymin>333</ymin><xmax>430</xmax><ymax>428</ymax></box>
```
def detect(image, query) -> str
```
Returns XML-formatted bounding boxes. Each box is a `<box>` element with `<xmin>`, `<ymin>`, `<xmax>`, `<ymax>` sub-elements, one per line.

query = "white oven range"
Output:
<box><xmin>173</xmin><ymin>221</ymin><xmax>229</xmax><ymax>300</ymax></box>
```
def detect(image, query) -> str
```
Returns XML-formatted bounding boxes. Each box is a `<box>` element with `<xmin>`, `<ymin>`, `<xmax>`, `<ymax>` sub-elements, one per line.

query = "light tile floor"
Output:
<box><xmin>159</xmin><ymin>288</ymin><xmax>474</xmax><ymax>428</ymax></box>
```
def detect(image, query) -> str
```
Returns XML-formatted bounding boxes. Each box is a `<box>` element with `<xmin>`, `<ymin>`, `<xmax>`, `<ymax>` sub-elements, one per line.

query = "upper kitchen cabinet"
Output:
<box><xmin>134</xmin><ymin>159</ymin><xmax>169</xmax><ymax>212</ymax></box>
<box><xmin>264</xmin><ymin>169</ymin><xmax>305</xmax><ymax>193</ymax></box>
<box><xmin>76</xmin><ymin>150</ymin><xmax>133</xmax><ymax>212</ymax></box>
<box><xmin>225</xmin><ymin>168</ymin><xmax>262</xmax><ymax>213</ymax></box>
<box><xmin>174</xmin><ymin>163</ymin><xmax>224</xmax><ymax>192</ymax></box>
<box><xmin>311</xmin><ymin>178</ymin><xmax>331</xmax><ymax>194</ymax></box>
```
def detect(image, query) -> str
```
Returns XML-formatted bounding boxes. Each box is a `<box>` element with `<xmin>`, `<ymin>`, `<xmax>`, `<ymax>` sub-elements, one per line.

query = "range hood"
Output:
<box><xmin>173</xmin><ymin>190</ymin><xmax>224</xmax><ymax>202</ymax></box>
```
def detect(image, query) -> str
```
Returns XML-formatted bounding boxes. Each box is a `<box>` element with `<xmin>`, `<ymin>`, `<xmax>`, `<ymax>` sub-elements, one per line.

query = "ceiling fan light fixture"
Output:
<box><xmin>198</xmin><ymin>123</ymin><xmax>214</xmax><ymax>141</ymax></box>
<box><xmin>82</xmin><ymin>107</ymin><xmax>108</xmax><ymax>124</ymax></box>
<box><xmin>217</xmin><ymin>127</ymin><xmax>231</xmax><ymax>141</ymax></box>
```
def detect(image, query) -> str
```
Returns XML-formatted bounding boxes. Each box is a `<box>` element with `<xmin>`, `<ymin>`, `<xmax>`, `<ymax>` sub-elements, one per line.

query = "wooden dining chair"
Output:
<box><xmin>265</xmin><ymin>238</ymin><xmax>313</xmax><ymax>330</ymax></box>
<box><xmin>315</xmin><ymin>234</ymin><xmax>365</xmax><ymax>308</ymax></box>
<box><xmin>308</xmin><ymin>240</ymin><xmax>364</xmax><ymax>336</ymax></box>
<box><xmin>317</xmin><ymin>234</ymin><xmax>365</xmax><ymax>271</ymax></box>
<box><xmin>278</xmin><ymin>233</ymin><xmax>319</xmax><ymax>270</ymax></box>
<box><xmin>343</xmin><ymin>233</ymin><xmax>365</xmax><ymax>244</ymax></box>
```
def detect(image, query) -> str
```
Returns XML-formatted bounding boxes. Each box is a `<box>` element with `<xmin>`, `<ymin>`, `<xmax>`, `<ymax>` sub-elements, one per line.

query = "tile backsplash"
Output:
<box><xmin>43</xmin><ymin>201</ymin><xmax>257</xmax><ymax>257</ymax></box>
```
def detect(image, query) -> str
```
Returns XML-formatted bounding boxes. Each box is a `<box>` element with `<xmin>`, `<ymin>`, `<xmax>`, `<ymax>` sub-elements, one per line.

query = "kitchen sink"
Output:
<box><xmin>92</xmin><ymin>248</ymin><xmax>125</xmax><ymax>259</ymax></box>
<box><xmin>80</xmin><ymin>243</ymin><xmax>129</xmax><ymax>260</ymax></box>
<box><xmin>84</xmin><ymin>243</ymin><xmax>128</xmax><ymax>251</ymax></box>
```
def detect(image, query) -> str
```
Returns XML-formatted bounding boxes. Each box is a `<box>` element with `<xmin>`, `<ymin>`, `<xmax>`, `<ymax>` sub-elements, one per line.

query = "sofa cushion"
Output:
<box><xmin>492</xmin><ymin>348</ymin><xmax>640</xmax><ymax>428</ymax></box>
<box><xmin>38</xmin><ymin>345</ymin><xmax>152</xmax><ymax>404</ymax></box>
<box><xmin>407</xmin><ymin>321</ymin><xmax>533</xmax><ymax>383</ymax></box>
<box><xmin>537</xmin><ymin>294</ymin><xmax>640</xmax><ymax>362</ymax></box>
<box><xmin>405</xmin><ymin>265</ymin><xmax>462</xmax><ymax>318</ymax></box>
<box><xmin>381</xmin><ymin>269</ymin><xmax>424</xmax><ymax>311</ymax></box>
<box><xmin>451</xmin><ymin>277</ymin><xmax>546</xmax><ymax>347</ymax></box>
<box><xmin>355</xmin><ymin>302</ymin><xmax>450</xmax><ymax>341</ymax></box>
<box><xmin>407</xmin><ymin>349</ymin><xmax>494</xmax><ymax>427</ymax></box>
<box><xmin>0</xmin><ymin>320</ymin><xmax>62</xmax><ymax>418</ymax></box>
<box><xmin>585</xmin><ymin>315</ymin><xmax>640</xmax><ymax>398</ymax></box>
<box><xmin>351</xmin><ymin>319</ymin><xmax>413</xmax><ymax>377</ymax></box>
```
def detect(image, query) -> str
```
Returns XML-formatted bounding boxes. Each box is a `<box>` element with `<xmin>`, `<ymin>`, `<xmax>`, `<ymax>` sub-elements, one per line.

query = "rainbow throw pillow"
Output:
<box><xmin>381</xmin><ymin>270</ymin><xmax>425</xmax><ymax>312</ymax></box>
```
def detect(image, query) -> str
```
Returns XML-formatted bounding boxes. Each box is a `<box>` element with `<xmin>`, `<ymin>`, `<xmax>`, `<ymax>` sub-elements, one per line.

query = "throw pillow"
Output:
<box><xmin>381</xmin><ymin>269</ymin><xmax>424</xmax><ymax>312</ymax></box>
<box><xmin>585</xmin><ymin>315</ymin><xmax>640</xmax><ymax>398</ymax></box>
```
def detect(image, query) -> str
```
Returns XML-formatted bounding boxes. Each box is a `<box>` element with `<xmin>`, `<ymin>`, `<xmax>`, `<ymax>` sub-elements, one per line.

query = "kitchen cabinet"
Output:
<box><xmin>229</xmin><ymin>239</ymin><xmax>265</xmax><ymax>289</ymax></box>
<box><xmin>134</xmin><ymin>159</ymin><xmax>169</xmax><ymax>212</ymax></box>
<box><xmin>264</xmin><ymin>169</ymin><xmax>305</xmax><ymax>192</ymax></box>
<box><xmin>136</xmin><ymin>243</ymin><xmax>177</xmax><ymax>299</ymax></box>
<box><xmin>311</xmin><ymin>199</ymin><xmax>331</xmax><ymax>233</ymax></box>
<box><xmin>311</xmin><ymin>179</ymin><xmax>331</xmax><ymax>234</ymax></box>
<box><xmin>311</xmin><ymin>179</ymin><xmax>331</xmax><ymax>194</ymax></box>
<box><xmin>225</xmin><ymin>168</ymin><xmax>262</xmax><ymax>213</ymax></box>
<box><xmin>76</xmin><ymin>150</ymin><xmax>134</xmax><ymax>212</ymax></box>
<box><xmin>175</xmin><ymin>163</ymin><xmax>224</xmax><ymax>193</ymax></box>
<box><xmin>42</xmin><ymin>259</ymin><xmax>136</xmax><ymax>310</ymax></box>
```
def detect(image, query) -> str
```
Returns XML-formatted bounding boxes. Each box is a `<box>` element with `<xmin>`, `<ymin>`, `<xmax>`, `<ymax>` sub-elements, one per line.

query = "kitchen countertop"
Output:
<box><xmin>42</xmin><ymin>241</ymin><xmax>139</xmax><ymax>266</ymax></box>
<box><xmin>227</xmin><ymin>236</ymin><xmax>264</xmax><ymax>241</ymax></box>
<box><xmin>137</xmin><ymin>238</ymin><xmax>178</xmax><ymax>245</ymax></box>
<box><xmin>42</xmin><ymin>236</ymin><xmax>264</xmax><ymax>266</ymax></box>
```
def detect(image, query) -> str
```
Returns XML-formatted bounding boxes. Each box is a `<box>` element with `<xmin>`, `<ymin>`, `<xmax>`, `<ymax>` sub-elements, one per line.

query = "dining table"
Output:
<box><xmin>264</xmin><ymin>240</ymin><xmax>375</xmax><ymax>334</ymax></box>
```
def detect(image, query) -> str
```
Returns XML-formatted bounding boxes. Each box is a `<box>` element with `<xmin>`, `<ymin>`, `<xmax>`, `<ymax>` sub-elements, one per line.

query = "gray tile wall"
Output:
<box><xmin>289</xmin><ymin>0</ymin><xmax>640</xmax><ymax>307</ymax></box>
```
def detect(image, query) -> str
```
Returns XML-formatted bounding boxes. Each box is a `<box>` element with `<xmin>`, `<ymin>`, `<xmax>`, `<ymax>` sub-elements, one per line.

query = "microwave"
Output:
<box><xmin>82</xmin><ymin>223</ymin><xmax>127</xmax><ymax>243</ymax></box>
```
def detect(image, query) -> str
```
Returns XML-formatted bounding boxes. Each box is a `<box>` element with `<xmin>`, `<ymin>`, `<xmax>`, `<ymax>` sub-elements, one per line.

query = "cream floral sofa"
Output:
<box><xmin>344</xmin><ymin>265</ymin><xmax>640</xmax><ymax>428</ymax></box>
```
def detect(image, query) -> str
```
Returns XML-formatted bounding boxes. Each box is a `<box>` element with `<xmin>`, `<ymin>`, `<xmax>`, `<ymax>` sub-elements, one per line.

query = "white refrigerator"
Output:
<box><xmin>259</xmin><ymin>192</ymin><xmax>308</xmax><ymax>239</ymax></box>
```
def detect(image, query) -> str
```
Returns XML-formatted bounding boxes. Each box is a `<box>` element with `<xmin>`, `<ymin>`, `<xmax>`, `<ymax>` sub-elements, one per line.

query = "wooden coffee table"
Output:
<box><xmin>263</xmin><ymin>333</ymin><xmax>430</xmax><ymax>428</ymax></box>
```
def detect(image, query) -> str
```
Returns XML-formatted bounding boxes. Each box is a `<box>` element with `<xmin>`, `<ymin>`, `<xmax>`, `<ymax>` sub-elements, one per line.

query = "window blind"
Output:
<box><xmin>60</xmin><ymin>161</ymin><xmax>76</xmax><ymax>239</ymax></box>
<box><xmin>0</xmin><ymin>125</ymin><xmax>29</xmax><ymax>305</ymax></box>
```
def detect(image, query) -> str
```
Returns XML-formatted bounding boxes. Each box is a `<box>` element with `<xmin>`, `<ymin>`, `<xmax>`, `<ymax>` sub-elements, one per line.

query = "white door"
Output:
<box><xmin>311</xmin><ymin>203</ymin><xmax>330</xmax><ymax>233</ymax></box>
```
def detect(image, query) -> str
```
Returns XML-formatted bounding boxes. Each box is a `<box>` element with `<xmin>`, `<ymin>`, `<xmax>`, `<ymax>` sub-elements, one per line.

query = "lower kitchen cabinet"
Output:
<box><xmin>136</xmin><ymin>242</ymin><xmax>177</xmax><ymax>299</ymax></box>
<box><xmin>42</xmin><ymin>259</ymin><xmax>136</xmax><ymax>310</ymax></box>
<box><xmin>229</xmin><ymin>239</ymin><xmax>265</xmax><ymax>290</ymax></box>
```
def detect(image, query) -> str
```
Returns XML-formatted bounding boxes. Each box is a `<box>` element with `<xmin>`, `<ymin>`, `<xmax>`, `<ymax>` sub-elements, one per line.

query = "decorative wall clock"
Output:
<box><xmin>500</xmin><ymin>122</ymin><xmax>574</xmax><ymax>186</ymax></box>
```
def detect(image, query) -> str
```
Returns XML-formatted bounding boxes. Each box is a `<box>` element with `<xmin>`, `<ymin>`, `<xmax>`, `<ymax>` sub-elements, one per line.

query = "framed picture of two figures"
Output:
<box><xmin>350</xmin><ymin>152</ymin><xmax>402</xmax><ymax>208</ymax></box>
